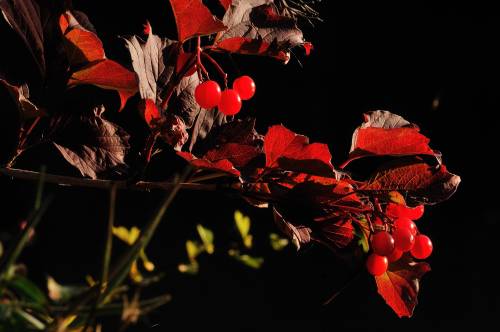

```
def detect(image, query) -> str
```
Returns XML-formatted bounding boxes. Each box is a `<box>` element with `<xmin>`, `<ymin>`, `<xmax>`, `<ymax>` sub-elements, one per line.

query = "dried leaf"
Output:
<box><xmin>53</xmin><ymin>105</ymin><xmax>130</xmax><ymax>179</ymax></box>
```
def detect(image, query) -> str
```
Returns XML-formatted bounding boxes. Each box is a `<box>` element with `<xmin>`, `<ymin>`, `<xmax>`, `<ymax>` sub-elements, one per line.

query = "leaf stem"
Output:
<box><xmin>201</xmin><ymin>52</ymin><xmax>228</xmax><ymax>88</ymax></box>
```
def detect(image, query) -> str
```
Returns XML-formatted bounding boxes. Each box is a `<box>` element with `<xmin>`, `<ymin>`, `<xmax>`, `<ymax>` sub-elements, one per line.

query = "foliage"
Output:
<box><xmin>0</xmin><ymin>0</ymin><xmax>460</xmax><ymax>329</ymax></box>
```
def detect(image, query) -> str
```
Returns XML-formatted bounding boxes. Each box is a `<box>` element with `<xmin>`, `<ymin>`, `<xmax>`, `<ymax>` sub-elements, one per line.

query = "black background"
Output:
<box><xmin>1</xmin><ymin>1</ymin><xmax>499</xmax><ymax>331</ymax></box>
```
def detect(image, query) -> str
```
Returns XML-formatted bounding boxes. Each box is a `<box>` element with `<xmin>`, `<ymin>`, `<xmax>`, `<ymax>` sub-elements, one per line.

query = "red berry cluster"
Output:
<box><xmin>194</xmin><ymin>76</ymin><xmax>256</xmax><ymax>115</ymax></box>
<box><xmin>366</xmin><ymin>204</ymin><xmax>433</xmax><ymax>276</ymax></box>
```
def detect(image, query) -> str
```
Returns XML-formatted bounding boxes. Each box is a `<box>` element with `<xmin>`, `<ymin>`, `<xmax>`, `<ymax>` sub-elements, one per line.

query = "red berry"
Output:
<box><xmin>366</xmin><ymin>254</ymin><xmax>388</xmax><ymax>276</ymax></box>
<box><xmin>387</xmin><ymin>248</ymin><xmax>403</xmax><ymax>262</ymax></box>
<box><xmin>194</xmin><ymin>80</ymin><xmax>221</xmax><ymax>109</ymax></box>
<box><xmin>218</xmin><ymin>89</ymin><xmax>242</xmax><ymax>115</ymax></box>
<box><xmin>233</xmin><ymin>75</ymin><xmax>256</xmax><ymax>100</ymax></box>
<box><xmin>392</xmin><ymin>227</ymin><xmax>415</xmax><ymax>252</ymax></box>
<box><xmin>411</xmin><ymin>234</ymin><xmax>433</xmax><ymax>259</ymax></box>
<box><xmin>394</xmin><ymin>217</ymin><xmax>417</xmax><ymax>236</ymax></box>
<box><xmin>407</xmin><ymin>205</ymin><xmax>425</xmax><ymax>220</ymax></box>
<box><xmin>370</xmin><ymin>231</ymin><xmax>395</xmax><ymax>256</ymax></box>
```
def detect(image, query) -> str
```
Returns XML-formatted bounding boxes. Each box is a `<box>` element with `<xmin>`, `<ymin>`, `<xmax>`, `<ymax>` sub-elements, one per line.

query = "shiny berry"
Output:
<box><xmin>366</xmin><ymin>253</ymin><xmax>388</xmax><ymax>276</ymax></box>
<box><xmin>194</xmin><ymin>80</ymin><xmax>221</xmax><ymax>109</ymax></box>
<box><xmin>407</xmin><ymin>205</ymin><xmax>425</xmax><ymax>220</ymax></box>
<box><xmin>411</xmin><ymin>234</ymin><xmax>433</xmax><ymax>259</ymax></box>
<box><xmin>233</xmin><ymin>75</ymin><xmax>256</xmax><ymax>100</ymax></box>
<box><xmin>370</xmin><ymin>231</ymin><xmax>395</xmax><ymax>256</ymax></box>
<box><xmin>387</xmin><ymin>248</ymin><xmax>403</xmax><ymax>262</ymax></box>
<box><xmin>218</xmin><ymin>89</ymin><xmax>242</xmax><ymax>115</ymax></box>
<box><xmin>394</xmin><ymin>217</ymin><xmax>417</xmax><ymax>236</ymax></box>
<box><xmin>392</xmin><ymin>227</ymin><xmax>415</xmax><ymax>252</ymax></box>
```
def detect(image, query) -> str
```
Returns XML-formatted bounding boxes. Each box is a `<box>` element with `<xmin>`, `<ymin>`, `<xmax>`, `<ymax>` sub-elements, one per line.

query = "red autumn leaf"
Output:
<box><xmin>215</xmin><ymin>37</ymin><xmax>289</xmax><ymax>62</ymax></box>
<box><xmin>60</xmin><ymin>12</ymin><xmax>138</xmax><ymax>111</ymax></box>
<box><xmin>69</xmin><ymin>59</ymin><xmax>138</xmax><ymax>112</ymax></box>
<box><xmin>218</xmin><ymin>0</ymin><xmax>233</xmax><ymax>11</ymax></box>
<box><xmin>375</xmin><ymin>255</ymin><xmax>431</xmax><ymax>318</ymax></box>
<box><xmin>341</xmin><ymin>111</ymin><xmax>437</xmax><ymax>168</ymax></box>
<box><xmin>204</xmin><ymin>143</ymin><xmax>261</xmax><ymax>168</ymax></box>
<box><xmin>177</xmin><ymin>151</ymin><xmax>240</xmax><ymax>177</ymax></box>
<box><xmin>213</xmin><ymin>0</ymin><xmax>306</xmax><ymax>62</ymax></box>
<box><xmin>363</xmin><ymin>159</ymin><xmax>461</xmax><ymax>205</ymax></box>
<box><xmin>176</xmin><ymin>51</ymin><xmax>197</xmax><ymax>76</ymax></box>
<box><xmin>138</xmin><ymin>99</ymin><xmax>161</xmax><ymax>126</ymax></box>
<box><xmin>169</xmin><ymin>0</ymin><xmax>226</xmax><ymax>42</ymax></box>
<box><xmin>264</xmin><ymin>124</ymin><xmax>335</xmax><ymax>176</ymax></box>
<box><xmin>314</xmin><ymin>216</ymin><xmax>354</xmax><ymax>249</ymax></box>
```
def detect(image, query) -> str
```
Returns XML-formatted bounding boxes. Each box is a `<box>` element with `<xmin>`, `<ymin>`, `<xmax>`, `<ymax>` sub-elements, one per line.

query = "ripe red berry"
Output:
<box><xmin>392</xmin><ymin>227</ymin><xmax>415</xmax><ymax>252</ymax></box>
<box><xmin>233</xmin><ymin>75</ymin><xmax>256</xmax><ymax>100</ymax></box>
<box><xmin>218</xmin><ymin>89</ymin><xmax>242</xmax><ymax>115</ymax></box>
<box><xmin>411</xmin><ymin>234</ymin><xmax>433</xmax><ymax>259</ymax></box>
<box><xmin>387</xmin><ymin>248</ymin><xmax>403</xmax><ymax>262</ymax></box>
<box><xmin>394</xmin><ymin>217</ymin><xmax>417</xmax><ymax>236</ymax></box>
<box><xmin>194</xmin><ymin>80</ymin><xmax>221</xmax><ymax>109</ymax></box>
<box><xmin>366</xmin><ymin>253</ymin><xmax>388</xmax><ymax>276</ymax></box>
<box><xmin>407</xmin><ymin>205</ymin><xmax>425</xmax><ymax>220</ymax></box>
<box><xmin>370</xmin><ymin>231</ymin><xmax>395</xmax><ymax>256</ymax></box>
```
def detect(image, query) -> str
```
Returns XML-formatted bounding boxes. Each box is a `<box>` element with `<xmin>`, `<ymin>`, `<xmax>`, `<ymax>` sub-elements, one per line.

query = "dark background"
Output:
<box><xmin>1</xmin><ymin>1</ymin><xmax>499</xmax><ymax>331</ymax></box>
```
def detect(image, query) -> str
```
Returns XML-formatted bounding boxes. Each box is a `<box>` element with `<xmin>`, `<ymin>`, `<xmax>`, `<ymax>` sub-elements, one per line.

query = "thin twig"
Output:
<box><xmin>0</xmin><ymin>168</ymin><xmax>217</xmax><ymax>192</ymax></box>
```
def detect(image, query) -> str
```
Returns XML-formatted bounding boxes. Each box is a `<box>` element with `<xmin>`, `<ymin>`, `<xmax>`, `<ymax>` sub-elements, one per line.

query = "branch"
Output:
<box><xmin>0</xmin><ymin>168</ymin><xmax>217</xmax><ymax>192</ymax></box>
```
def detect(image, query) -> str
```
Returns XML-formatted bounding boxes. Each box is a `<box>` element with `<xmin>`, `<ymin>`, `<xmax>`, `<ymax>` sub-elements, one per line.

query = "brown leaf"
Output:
<box><xmin>213</xmin><ymin>0</ymin><xmax>306</xmax><ymax>61</ymax></box>
<box><xmin>53</xmin><ymin>105</ymin><xmax>130</xmax><ymax>179</ymax></box>
<box><xmin>375</xmin><ymin>255</ymin><xmax>431</xmax><ymax>318</ymax></box>
<box><xmin>273</xmin><ymin>207</ymin><xmax>311</xmax><ymax>250</ymax></box>
<box><xmin>0</xmin><ymin>79</ymin><xmax>40</xmax><ymax>119</ymax></box>
<box><xmin>0</xmin><ymin>0</ymin><xmax>44</xmax><ymax>75</ymax></box>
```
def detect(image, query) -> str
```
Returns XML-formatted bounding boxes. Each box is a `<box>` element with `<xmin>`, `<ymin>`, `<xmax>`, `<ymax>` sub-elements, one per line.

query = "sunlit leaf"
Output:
<box><xmin>196</xmin><ymin>224</ymin><xmax>214</xmax><ymax>254</ymax></box>
<box><xmin>269</xmin><ymin>233</ymin><xmax>289</xmax><ymax>251</ymax></box>
<box><xmin>112</xmin><ymin>226</ymin><xmax>140</xmax><ymax>245</ymax></box>
<box><xmin>47</xmin><ymin>276</ymin><xmax>86</xmax><ymax>303</ymax></box>
<box><xmin>228</xmin><ymin>249</ymin><xmax>263</xmax><ymax>269</ymax></box>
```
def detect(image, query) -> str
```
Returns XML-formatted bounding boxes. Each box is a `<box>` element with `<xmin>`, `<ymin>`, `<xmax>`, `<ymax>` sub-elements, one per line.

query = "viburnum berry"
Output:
<box><xmin>233</xmin><ymin>75</ymin><xmax>256</xmax><ymax>100</ymax></box>
<box><xmin>411</xmin><ymin>234</ymin><xmax>433</xmax><ymax>259</ymax></box>
<box><xmin>370</xmin><ymin>231</ymin><xmax>395</xmax><ymax>256</ymax></box>
<box><xmin>387</xmin><ymin>248</ymin><xmax>403</xmax><ymax>263</ymax></box>
<box><xmin>394</xmin><ymin>217</ymin><xmax>417</xmax><ymax>236</ymax></box>
<box><xmin>194</xmin><ymin>80</ymin><xmax>221</xmax><ymax>109</ymax></box>
<box><xmin>218</xmin><ymin>89</ymin><xmax>242</xmax><ymax>115</ymax></box>
<box><xmin>407</xmin><ymin>205</ymin><xmax>425</xmax><ymax>220</ymax></box>
<box><xmin>392</xmin><ymin>227</ymin><xmax>415</xmax><ymax>252</ymax></box>
<box><xmin>366</xmin><ymin>253</ymin><xmax>388</xmax><ymax>276</ymax></box>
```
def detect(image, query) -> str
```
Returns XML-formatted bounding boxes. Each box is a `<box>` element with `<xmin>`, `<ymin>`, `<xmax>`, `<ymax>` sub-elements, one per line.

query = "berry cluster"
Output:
<box><xmin>194</xmin><ymin>76</ymin><xmax>256</xmax><ymax>115</ymax></box>
<box><xmin>366</xmin><ymin>204</ymin><xmax>433</xmax><ymax>276</ymax></box>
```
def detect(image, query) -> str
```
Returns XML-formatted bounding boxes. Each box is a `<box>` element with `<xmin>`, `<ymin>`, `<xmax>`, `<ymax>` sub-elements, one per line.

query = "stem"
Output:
<box><xmin>201</xmin><ymin>52</ymin><xmax>228</xmax><ymax>88</ymax></box>
<box><xmin>101</xmin><ymin>184</ymin><xmax>117</xmax><ymax>290</ymax></box>
<box><xmin>196</xmin><ymin>37</ymin><xmax>209</xmax><ymax>81</ymax></box>
<box><xmin>19</xmin><ymin>116</ymin><xmax>42</xmax><ymax>149</ymax></box>
<box><xmin>160</xmin><ymin>52</ymin><xmax>197</xmax><ymax>110</ymax></box>
<box><xmin>0</xmin><ymin>168</ymin><xmax>217</xmax><ymax>192</ymax></box>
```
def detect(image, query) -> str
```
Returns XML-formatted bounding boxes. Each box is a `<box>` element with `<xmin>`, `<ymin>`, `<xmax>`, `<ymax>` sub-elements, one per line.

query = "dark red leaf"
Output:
<box><xmin>342</xmin><ymin>111</ymin><xmax>437</xmax><ymax>168</ymax></box>
<box><xmin>215</xmin><ymin>37</ymin><xmax>289</xmax><ymax>61</ymax></box>
<box><xmin>213</xmin><ymin>0</ymin><xmax>306</xmax><ymax>61</ymax></box>
<box><xmin>204</xmin><ymin>143</ymin><xmax>261</xmax><ymax>168</ymax></box>
<box><xmin>176</xmin><ymin>51</ymin><xmax>196</xmax><ymax>76</ymax></box>
<box><xmin>315</xmin><ymin>217</ymin><xmax>354</xmax><ymax>249</ymax></box>
<box><xmin>61</xmin><ymin>25</ymin><xmax>105</xmax><ymax>66</ymax></box>
<box><xmin>218</xmin><ymin>0</ymin><xmax>233</xmax><ymax>11</ymax></box>
<box><xmin>0</xmin><ymin>0</ymin><xmax>44</xmax><ymax>75</ymax></box>
<box><xmin>68</xmin><ymin>59</ymin><xmax>138</xmax><ymax>112</ymax></box>
<box><xmin>177</xmin><ymin>151</ymin><xmax>240</xmax><ymax>176</ymax></box>
<box><xmin>363</xmin><ymin>159</ymin><xmax>461</xmax><ymax>205</ymax></box>
<box><xmin>138</xmin><ymin>99</ymin><xmax>161</xmax><ymax>127</ymax></box>
<box><xmin>264</xmin><ymin>124</ymin><xmax>335</xmax><ymax>176</ymax></box>
<box><xmin>169</xmin><ymin>0</ymin><xmax>226</xmax><ymax>42</ymax></box>
<box><xmin>375</xmin><ymin>255</ymin><xmax>431</xmax><ymax>318</ymax></box>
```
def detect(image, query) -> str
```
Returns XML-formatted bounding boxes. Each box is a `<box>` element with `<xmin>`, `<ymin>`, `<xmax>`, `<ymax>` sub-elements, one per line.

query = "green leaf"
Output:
<box><xmin>234</xmin><ymin>210</ymin><xmax>252</xmax><ymax>249</ymax></box>
<box><xmin>13</xmin><ymin>308</ymin><xmax>46</xmax><ymax>330</ymax></box>
<box><xmin>186</xmin><ymin>240</ymin><xmax>202</xmax><ymax>261</ymax></box>
<box><xmin>228</xmin><ymin>250</ymin><xmax>264</xmax><ymax>269</ymax></box>
<box><xmin>196</xmin><ymin>224</ymin><xmax>214</xmax><ymax>254</ymax></box>
<box><xmin>353</xmin><ymin>217</ymin><xmax>370</xmax><ymax>253</ymax></box>
<box><xmin>269</xmin><ymin>233</ymin><xmax>289</xmax><ymax>251</ymax></box>
<box><xmin>8</xmin><ymin>276</ymin><xmax>47</xmax><ymax>307</ymax></box>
